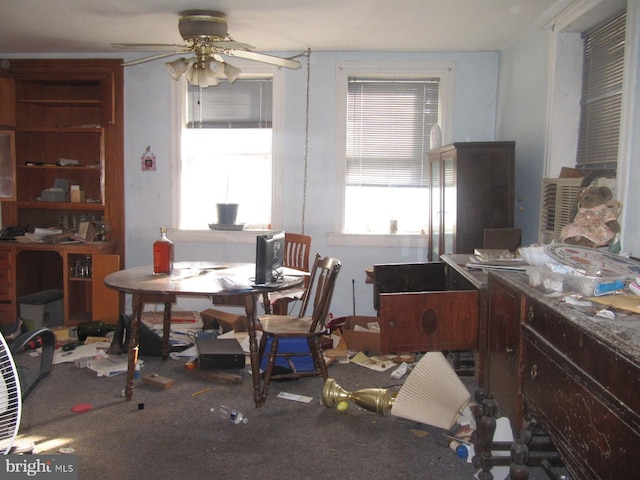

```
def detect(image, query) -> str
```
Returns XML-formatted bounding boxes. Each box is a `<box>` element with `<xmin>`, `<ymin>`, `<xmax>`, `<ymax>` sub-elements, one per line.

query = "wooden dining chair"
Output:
<box><xmin>269</xmin><ymin>232</ymin><xmax>312</xmax><ymax>315</ymax></box>
<box><xmin>258</xmin><ymin>253</ymin><xmax>341</xmax><ymax>400</ymax></box>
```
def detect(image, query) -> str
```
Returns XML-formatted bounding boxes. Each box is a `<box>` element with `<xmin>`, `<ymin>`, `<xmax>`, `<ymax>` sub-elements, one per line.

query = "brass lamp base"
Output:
<box><xmin>321</xmin><ymin>378</ymin><xmax>396</xmax><ymax>416</ymax></box>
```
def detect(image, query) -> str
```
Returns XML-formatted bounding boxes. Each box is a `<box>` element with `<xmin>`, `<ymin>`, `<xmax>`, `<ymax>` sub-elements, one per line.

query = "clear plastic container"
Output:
<box><xmin>528</xmin><ymin>267</ymin><xmax>626</xmax><ymax>296</ymax></box>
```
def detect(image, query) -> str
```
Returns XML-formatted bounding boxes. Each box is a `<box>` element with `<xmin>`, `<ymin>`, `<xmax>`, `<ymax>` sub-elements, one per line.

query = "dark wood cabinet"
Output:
<box><xmin>0</xmin><ymin>59</ymin><xmax>124</xmax><ymax>325</ymax></box>
<box><xmin>486</xmin><ymin>270</ymin><xmax>640</xmax><ymax>479</ymax></box>
<box><xmin>427</xmin><ymin>142</ymin><xmax>515</xmax><ymax>261</ymax></box>
<box><xmin>521</xmin><ymin>294</ymin><xmax>640</xmax><ymax>480</ymax></box>
<box><xmin>486</xmin><ymin>273</ymin><xmax>524</xmax><ymax>429</ymax></box>
<box><xmin>0</xmin><ymin>77</ymin><xmax>15</xmax><ymax>127</ymax></box>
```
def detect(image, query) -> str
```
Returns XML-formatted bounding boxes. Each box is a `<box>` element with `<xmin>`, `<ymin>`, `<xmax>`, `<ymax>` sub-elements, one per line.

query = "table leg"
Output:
<box><xmin>161</xmin><ymin>300</ymin><xmax>173</xmax><ymax>360</ymax></box>
<box><xmin>245</xmin><ymin>293</ymin><xmax>263</xmax><ymax>407</ymax></box>
<box><xmin>125</xmin><ymin>293</ymin><xmax>142</xmax><ymax>401</ymax></box>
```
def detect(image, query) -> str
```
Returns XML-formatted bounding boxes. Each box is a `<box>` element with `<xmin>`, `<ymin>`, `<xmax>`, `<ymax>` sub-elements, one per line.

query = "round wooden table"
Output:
<box><xmin>104</xmin><ymin>261</ymin><xmax>304</xmax><ymax>407</ymax></box>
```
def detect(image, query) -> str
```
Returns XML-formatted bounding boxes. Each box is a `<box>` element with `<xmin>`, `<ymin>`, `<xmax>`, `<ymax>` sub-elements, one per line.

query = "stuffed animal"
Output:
<box><xmin>560</xmin><ymin>186</ymin><xmax>621</xmax><ymax>247</ymax></box>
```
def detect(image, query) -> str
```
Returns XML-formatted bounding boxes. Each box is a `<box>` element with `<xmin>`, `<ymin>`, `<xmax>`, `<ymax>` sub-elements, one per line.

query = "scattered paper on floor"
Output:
<box><xmin>350</xmin><ymin>351</ymin><xmax>396</xmax><ymax>371</ymax></box>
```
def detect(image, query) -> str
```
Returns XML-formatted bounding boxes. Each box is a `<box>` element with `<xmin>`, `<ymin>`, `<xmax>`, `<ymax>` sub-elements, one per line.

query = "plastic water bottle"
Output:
<box><xmin>437</xmin><ymin>436</ymin><xmax>469</xmax><ymax>459</ymax></box>
<box><xmin>215</xmin><ymin>405</ymin><xmax>248</xmax><ymax>424</ymax></box>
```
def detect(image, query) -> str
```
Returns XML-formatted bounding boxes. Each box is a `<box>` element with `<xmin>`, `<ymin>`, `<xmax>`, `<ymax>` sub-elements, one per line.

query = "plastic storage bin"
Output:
<box><xmin>260</xmin><ymin>337</ymin><xmax>314</xmax><ymax>373</ymax></box>
<box><xmin>18</xmin><ymin>289</ymin><xmax>64</xmax><ymax>329</ymax></box>
<box><xmin>528</xmin><ymin>267</ymin><xmax>626</xmax><ymax>297</ymax></box>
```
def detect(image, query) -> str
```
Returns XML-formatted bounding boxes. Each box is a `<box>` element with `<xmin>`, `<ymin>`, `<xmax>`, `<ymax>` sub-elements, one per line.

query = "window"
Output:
<box><xmin>576</xmin><ymin>12</ymin><xmax>625</xmax><ymax>170</ymax></box>
<box><xmin>176</xmin><ymin>73</ymin><xmax>280</xmax><ymax>231</ymax></box>
<box><xmin>336</xmin><ymin>62</ymin><xmax>453</xmax><ymax>235</ymax></box>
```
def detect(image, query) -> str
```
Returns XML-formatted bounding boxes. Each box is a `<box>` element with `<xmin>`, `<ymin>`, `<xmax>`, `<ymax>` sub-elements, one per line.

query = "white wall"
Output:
<box><xmin>496</xmin><ymin>27</ymin><xmax>552</xmax><ymax>245</ymax></box>
<box><xmin>124</xmin><ymin>50</ymin><xmax>500</xmax><ymax>317</ymax></box>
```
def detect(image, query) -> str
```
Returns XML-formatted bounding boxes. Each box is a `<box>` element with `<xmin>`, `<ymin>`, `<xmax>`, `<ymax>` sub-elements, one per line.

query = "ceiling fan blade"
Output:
<box><xmin>212</xmin><ymin>40</ymin><xmax>255</xmax><ymax>50</ymax></box>
<box><xmin>122</xmin><ymin>51</ymin><xmax>189</xmax><ymax>67</ymax></box>
<box><xmin>222</xmin><ymin>49</ymin><xmax>301</xmax><ymax>70</ymax></box>
<box><xmin>111</xmin><ymin>43</ymin><xmax>188</xmax><ymax>51</ymax></box>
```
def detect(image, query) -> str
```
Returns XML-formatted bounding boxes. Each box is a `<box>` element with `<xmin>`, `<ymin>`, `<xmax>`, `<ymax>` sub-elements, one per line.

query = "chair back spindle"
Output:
<box><xmin>284</xmin><ymin>232</ymin><xmax>311</xmax><ymax>273</ymax></box>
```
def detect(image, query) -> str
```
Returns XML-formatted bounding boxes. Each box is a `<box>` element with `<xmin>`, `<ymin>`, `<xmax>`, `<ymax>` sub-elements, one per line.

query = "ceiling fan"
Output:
<box><xmin>113</xmin><ymin>10</ymin><xmax>301</xmax><ymax>87</ymax></box>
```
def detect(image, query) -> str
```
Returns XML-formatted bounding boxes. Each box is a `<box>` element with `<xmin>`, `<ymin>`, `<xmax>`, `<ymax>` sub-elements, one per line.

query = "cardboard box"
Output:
<box><xmin>200</xmin><ymin>308</ymin><xmax>248</xmax><ymax>332</ymax></box>
<box><xmin>49</xmin><ymin>326</ymin><xmax>69</xmax><ymax>342</ymax></box>
<box><xmin>41</xmin><ymin>188</ymin><xmax>66</xmax><ymax>202</ymax></box>
<box><xmin>341</xmin><ymin>316</ymin><xmax>382</xmax><ymax>354</ymax></box>
<box><xmin>70</xmin><ymin>188</ymin><xmax>85</xmax><ymax>203</ymax></box>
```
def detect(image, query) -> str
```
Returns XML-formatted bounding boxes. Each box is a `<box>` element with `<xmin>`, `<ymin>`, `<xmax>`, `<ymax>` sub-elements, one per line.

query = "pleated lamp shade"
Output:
<box><xmin>390</xmin><ymin>352</ymin><xmax>470</xmax><ymax>430</ymax></box>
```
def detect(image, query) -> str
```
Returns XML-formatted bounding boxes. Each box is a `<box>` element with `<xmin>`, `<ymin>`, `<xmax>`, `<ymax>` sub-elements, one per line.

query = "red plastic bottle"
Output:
<box><xmin>153</xmin><ymin>227</ymin><xmax>174</xmax><ymax>275</ymax></box>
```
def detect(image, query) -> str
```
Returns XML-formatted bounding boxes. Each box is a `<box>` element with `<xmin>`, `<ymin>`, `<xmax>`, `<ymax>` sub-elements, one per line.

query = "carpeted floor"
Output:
<box><xmin>13</xmin><ymin>349</ymin><xmax>567</xmax><ymax>480</ymax></box>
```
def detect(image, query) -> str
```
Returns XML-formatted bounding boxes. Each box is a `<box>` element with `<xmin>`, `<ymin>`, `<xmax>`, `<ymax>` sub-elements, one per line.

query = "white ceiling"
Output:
<box><xmin>0</xmin><ymin>0</ymin><xmax>578</xmax><ymax>56</ymax></box>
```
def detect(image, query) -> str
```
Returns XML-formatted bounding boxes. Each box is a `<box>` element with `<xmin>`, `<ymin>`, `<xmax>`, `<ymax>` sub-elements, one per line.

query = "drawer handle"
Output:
<box><xmin>389</xmin><ymin>321</ymin><xmax>396</xmax><ymax>328</ymax></box>
<box><xmin>506</xmin><ymin>347</ymin><xmax>514</xmax><ymax>354</ymax></box>
<box><xmin>527</xmin><ymin>306</ymin><xmax>534</xmax><ymax>322</ymax></box>
<box><xmin>530</xmin><ymin>364</ymin><xmax>539</xmax><ymax>380</ymax></box>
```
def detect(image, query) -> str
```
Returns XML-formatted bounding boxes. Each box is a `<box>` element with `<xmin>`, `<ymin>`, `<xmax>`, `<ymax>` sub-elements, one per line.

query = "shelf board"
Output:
<box><xmin>17</xmin><ymin>201</ymin><xmax>104</xmax><ymax>210</ymax></box>
<box><xmin>16</xmin><ymin>126</ymin><xmax>102</xmax><ymax>133</ymax></box>
<box><xmin>18</xmin><ymin>164</ymin><xmax>101</xmax><ymax>170</ymax></box>
<box><xmin>17</xmin><ymin>99</ymin><xmax>101</xmax><ymax>107</ymax></box>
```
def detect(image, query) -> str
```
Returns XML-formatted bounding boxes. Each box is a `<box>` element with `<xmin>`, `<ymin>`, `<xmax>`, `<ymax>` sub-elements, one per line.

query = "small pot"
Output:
<box><xmin>216</xmin><ymin>203</ymin><xmax>239</xmax><ymax>225</ymax></box>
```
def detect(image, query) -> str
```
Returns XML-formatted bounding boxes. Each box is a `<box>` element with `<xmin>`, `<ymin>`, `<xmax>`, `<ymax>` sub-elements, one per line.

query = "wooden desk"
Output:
<box><xmin>0</xmin><ymin>241</ymin><xmax>118</xmax><ymax>327</ymax></box>
<box><xmin>104</xmin><ymin>262</ymin><xmax>303</xmax><ymax>407</ymax></box>
<box><xmin>483</xmin><ymin>270</ymin><xmax>640</xmax><ymax>479</ymax></box>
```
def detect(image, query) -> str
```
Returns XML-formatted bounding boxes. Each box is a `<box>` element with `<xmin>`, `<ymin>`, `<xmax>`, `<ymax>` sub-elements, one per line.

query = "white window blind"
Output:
<box><xmin>576</xmin><ymin>12</ymin><xmax>625</xmax><ymax>169</ymax></box>
<box><xmin>187</xmin><ymin>78</ymin><xmax>273</xmax><ymax>128</ymax></box>
<box><xmin>347</xmin><ymin>78</ymin><xmax>439</xmax><ymax>187</ymax></box>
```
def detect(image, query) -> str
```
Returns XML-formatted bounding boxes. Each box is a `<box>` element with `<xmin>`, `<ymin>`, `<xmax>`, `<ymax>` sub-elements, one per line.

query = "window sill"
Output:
<box><xmin>167</xmin><ymin>228</ymin><xmax>268</xmax><ymax>244</ymax></box>
<box><xmin>327</xmin><ymin>233</ymin><xmax>429</xmax><ymax>248</ymax></box>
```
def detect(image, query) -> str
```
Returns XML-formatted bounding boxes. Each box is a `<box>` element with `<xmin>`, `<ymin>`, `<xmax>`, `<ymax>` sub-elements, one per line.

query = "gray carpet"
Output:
<box><xmin>14</xmin><ymin>351</ymin><xmax>566</xmax><ymax>480</ymax></box>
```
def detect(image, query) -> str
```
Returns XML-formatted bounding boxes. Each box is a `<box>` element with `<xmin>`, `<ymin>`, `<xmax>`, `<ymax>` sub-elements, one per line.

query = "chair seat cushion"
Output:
<box><xmin>259</xmin><ymin>315</ymin><xmax>322</xmax><ymax>336</ymax></box>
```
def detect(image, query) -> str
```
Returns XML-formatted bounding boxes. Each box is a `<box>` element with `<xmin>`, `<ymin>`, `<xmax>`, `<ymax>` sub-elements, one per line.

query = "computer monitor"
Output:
<box><xmin>255</xmin><ymin>230</ymin><xmax>285</xmax><ymax>285</ymax></box>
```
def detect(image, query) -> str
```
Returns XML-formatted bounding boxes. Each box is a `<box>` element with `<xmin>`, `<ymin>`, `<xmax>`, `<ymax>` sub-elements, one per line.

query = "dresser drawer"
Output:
<box><xmin>524</xmin><ymin>297</ymin><xmax>640</xmax><ymax>415</ymax></box>
<box><xmin>523</xmin><ymin>329</ymin><xmax>640</xmax><ymax>480</ymax></box>
<box><xmin>379</xmin><ymin>289</ymin><xmax>478</xmax><ymax>352</ymax></box>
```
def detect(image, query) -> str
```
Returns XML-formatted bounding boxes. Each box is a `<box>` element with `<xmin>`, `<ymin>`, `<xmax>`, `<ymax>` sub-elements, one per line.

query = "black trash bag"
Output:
<box><xmin>107</xmin><ymin>314</ymin><xmax>191</xmax><ymax>357</ymax></box>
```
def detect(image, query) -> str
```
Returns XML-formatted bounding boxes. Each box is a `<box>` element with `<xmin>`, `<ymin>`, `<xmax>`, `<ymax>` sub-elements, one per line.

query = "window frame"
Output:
<box><xmin>332</xmin><ymin>61</ymin><xmax>455</xmax><ymax>242</ymax></box>
<box><xmin>169</xmin><ymin>63</ymin><xmax>285</xmax><ymax>243</ymax></box>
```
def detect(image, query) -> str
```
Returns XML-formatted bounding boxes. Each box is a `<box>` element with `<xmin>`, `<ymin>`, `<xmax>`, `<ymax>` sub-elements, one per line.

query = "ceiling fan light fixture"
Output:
<box><xmin>223</xmin><ymin>62</ymin><xmax>241</xmax><ymax>83</ymax></box>
<box><xmin>206</xmin><ymin>58</ymin><xmax>224</xmax><ymax>74</ymax></box>
<box><xmin>120</xmin><ymin>10</ymin><xmax>300</xmax><ymax>83</ymax></box>
<box><xmin>165</xmin><ymin>58</ymin><xmax>190</xmax><ymax>80</ymax></box>
<box><xmin>187</xmin><ymin>63</ymin><xmax>220</xmax><ymax>88</ymax></box>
